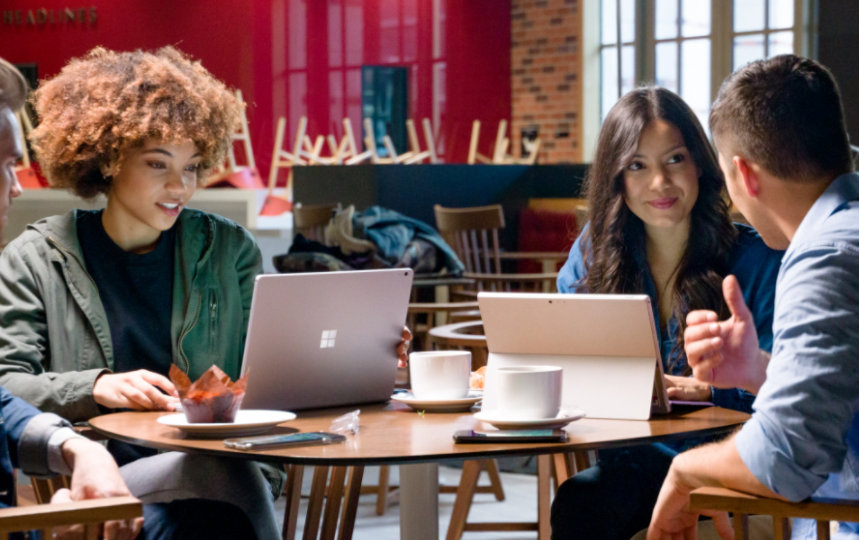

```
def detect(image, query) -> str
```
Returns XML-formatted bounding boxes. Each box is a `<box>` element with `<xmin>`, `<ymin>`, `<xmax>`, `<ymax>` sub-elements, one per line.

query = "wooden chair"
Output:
<box><xmin>0</xmin><ymin>494</ymin><xmax>142</xmax><ymax>540</ymax></box>
<box><xmin>204</xmin><ymin>90</ymin><xmax>264</xmax><ymax>189</ymax></box>
<box><xmin>467</xmin><ymin>120</ymin><xmax>540</xmax><ymax>165</ymax></box>
<box><xmin>341</xmin><ymin>118</ymin><xmax>374</xmax><ymax>165</ymax></box>
<box><xmin>264</xmin><ymin>116</ymin><xmax>308</xmax><ymax>214</ymax></box>
<box><xmin>689</xmin><ymin>486</ymin><xmax>859</xmax><ymax>540</ymax></box>
<box><xmin>433</xmin><ymin>204</ymin><xmax>559</xmax><ymax>294</ymax></box>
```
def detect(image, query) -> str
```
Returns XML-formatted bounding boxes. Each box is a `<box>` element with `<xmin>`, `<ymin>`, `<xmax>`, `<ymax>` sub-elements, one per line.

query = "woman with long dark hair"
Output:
<box><xmin>551</xmin><ymin>87</ymin><xmax>782</xmax><ymax>539</ymax></box>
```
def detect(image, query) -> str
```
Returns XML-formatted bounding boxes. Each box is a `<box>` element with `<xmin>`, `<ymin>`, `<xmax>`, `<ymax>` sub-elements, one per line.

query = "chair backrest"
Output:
<box><xmin>690</xmin><ymin>486</ymin><xmax>859</xmax><ymax>539</ymax></box>
<box><xmin>293</xmin><ymin>203</ymin><xmax>340</xmax><ymax>243</ymax></box>
<box><xmin>434</xmin><ymin>204</ymin><xmax>505</xmax><ymax>274</ymax></box>
<box><xmin>0</xmin><ymin>495</ymin><xmax>142</xmax><ymax>540</ymax></box>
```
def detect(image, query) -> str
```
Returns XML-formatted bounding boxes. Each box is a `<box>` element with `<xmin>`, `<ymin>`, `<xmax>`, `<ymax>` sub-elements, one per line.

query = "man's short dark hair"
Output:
<box><xmin>710</xmin><ymin>54</ymin><xmax>852</xmax><ymax>182</ymax></box>
<box><xmin>0</xmin><ymin>58</ymin><xmax>28</xmax><ymax>112</ymax></box>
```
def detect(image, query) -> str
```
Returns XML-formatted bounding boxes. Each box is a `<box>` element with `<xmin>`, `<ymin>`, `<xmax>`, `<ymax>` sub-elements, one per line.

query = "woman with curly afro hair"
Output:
<box><xmin>0</xmin><ymin>47</ymin><xmax>280</xmax><ymax>539</ymax></box>
<box><xmin>550</xmin><ymin>87</ymin><xmax>783</xmax><ymax>540</ymax></box>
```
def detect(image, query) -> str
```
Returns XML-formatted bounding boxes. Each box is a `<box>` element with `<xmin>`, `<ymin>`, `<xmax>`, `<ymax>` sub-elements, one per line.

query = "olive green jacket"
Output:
<box><xmin>0</xmin><ymin>209</ymin><xmax>263</xmax><ymax>422</ymax></box>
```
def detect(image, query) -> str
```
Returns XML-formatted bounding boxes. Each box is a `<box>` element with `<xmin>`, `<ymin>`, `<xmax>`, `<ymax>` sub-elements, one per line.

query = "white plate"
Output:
<box><xmin>391</xmin><ymin>392</ymin><xmax>482</xmax><ymax>413</ymax></box>
<box><xmin>473</xmin><ymin>409</ymin><xmax>586</xmax><ymax>430</ymax></box>
<box><xmin>157</xmin><ymin>409</ymin><xmax>297</xmax><ymax>438</ymax></box>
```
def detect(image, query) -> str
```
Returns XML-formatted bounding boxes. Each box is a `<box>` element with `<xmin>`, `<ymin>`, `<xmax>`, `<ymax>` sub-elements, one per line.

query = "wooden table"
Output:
<box><xmin>428</xmin><ymin>320</ymin><xmax>488</xmax><ymax>368</ymax></box>
<box><xmin>90</xmin><ymin>403</ymin><xmax>748</xmax><ymax>540</ymax></box>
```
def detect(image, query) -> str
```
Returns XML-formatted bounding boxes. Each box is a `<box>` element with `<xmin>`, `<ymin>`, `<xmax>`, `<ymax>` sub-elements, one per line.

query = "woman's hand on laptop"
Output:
<box><xmin>397</xmin><ymin>326</ymin><xmax>412</xmax><ymax>368</ymax></box>
<box><xmin>93</xmin><ymin>369</ymin><xmax>180</xmax><ymax>411</ymax></box>
<box><xmin>663</xmin><ymin>374</ymin><xmax>712</xmax><ymax>402</ymax></box>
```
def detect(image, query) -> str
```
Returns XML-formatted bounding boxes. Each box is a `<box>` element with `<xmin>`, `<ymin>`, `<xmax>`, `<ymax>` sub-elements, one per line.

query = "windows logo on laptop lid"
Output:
<box><xmin>478</xmin><ymin>292</ymin><xmax>671</xmax><ymax>420</ymax></box>
<box><xmin>240</xmin><ymin>268</ymin><xmax>413</xmax><ymax>411</ymax></box>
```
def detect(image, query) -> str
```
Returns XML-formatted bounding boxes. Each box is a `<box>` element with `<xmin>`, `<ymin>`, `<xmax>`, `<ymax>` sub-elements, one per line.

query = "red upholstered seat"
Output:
<box><xmin>515</xmin><ymin>208</ymin><xmax>578</xmax><ymax>272</ymax></box>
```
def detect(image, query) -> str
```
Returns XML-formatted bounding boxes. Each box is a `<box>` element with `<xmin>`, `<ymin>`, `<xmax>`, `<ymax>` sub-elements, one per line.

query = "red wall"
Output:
<box><xmin>0</xmin><ymin>0</ymin><xmax>510</xmax><ymax>185</ymax></box>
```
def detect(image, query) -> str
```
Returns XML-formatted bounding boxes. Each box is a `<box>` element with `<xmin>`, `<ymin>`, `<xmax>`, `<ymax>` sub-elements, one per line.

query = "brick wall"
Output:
<box><xmin>511</xmin><ymin>0</ymin><xmax>582</xmax><ymax>164</ymax></box>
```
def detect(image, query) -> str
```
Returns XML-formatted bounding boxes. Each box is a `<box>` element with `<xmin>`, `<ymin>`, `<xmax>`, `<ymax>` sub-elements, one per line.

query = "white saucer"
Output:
<box><xmin>391</xmin><ymin>392</ymin><xmax>482</xmax><ymax>413</ymax></box>
<box><xmin>157</xmin><ymin>410</ymin><xmax>297</xmax><ymax>438</ymax></box>
<box><xmin>473</xmin><ymin>409</ymin><xmax>586</xmax><ymax>430</ymax></box>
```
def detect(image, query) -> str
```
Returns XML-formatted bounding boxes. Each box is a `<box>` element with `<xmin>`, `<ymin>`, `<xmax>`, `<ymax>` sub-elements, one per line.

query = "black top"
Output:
<box><xmin>77</xmin><ymin>210</ymin><xmax>176</xmax><ymax>464</ymax></box>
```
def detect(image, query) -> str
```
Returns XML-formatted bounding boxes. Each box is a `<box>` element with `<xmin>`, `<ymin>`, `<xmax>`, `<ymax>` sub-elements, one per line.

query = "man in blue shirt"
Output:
<box><xmin>647</xmin><ymin>55</ymin><xmax>859</xmax><ymax>539</ymax></box>
<box><xmin>0</xmin><ymin>57</ymin><xmax>142</xmax><ymax>538</ymax></box>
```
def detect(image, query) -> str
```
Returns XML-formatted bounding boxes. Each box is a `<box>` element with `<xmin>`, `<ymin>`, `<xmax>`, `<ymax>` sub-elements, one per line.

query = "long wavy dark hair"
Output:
<box><xmin>582</xmin><ymin>87</ymin><xmax>736</xmax><ymax>371</ymax></box>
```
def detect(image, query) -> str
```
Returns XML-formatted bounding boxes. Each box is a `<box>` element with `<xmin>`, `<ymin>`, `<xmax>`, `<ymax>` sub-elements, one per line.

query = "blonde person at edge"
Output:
<box><xmin>0</xmin><ymin>57</ymin><xmax>143</xmax><ymax>540</ymax></box>
<box><xmin>550</xmin><ymin>87</ymin><xmax>783</xmax><ymax>540</ymax></box>
<box><xmin>0</xmin><ymin>47</ymin><xmax>280</xmax><ymax>540</ymax></box>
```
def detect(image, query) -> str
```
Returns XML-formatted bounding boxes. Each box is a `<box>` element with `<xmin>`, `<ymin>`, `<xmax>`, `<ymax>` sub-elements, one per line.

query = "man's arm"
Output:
<box><xmin>51</xmin><ymin>437</ymin><xmax>143</xmax><ymax>540</ymax></box>
<box><xmin>647</xmin><ymin>433</ymin><xmax>783</xmax><ymax>540</ymax></box>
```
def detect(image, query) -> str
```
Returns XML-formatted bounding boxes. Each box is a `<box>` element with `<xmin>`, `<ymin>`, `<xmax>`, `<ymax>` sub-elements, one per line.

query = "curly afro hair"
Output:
<box><xmin>30</xmin><ymin>46</ymin><xmax>242</xmax><ymax>198</ymax></box>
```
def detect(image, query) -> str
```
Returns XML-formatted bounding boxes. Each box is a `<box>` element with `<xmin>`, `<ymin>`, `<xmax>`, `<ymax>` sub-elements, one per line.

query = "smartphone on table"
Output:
<box><xmin>224</xmin><ymin>431</ymin><xmax>346</xmax><ymax>450</ymax></box>
<box><xmin>453</xmin><ymin>429</ymin><xmax>568</xmax><ymax>443</ymax></box>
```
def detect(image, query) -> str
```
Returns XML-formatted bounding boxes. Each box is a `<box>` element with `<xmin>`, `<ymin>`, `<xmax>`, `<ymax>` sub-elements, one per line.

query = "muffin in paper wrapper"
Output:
<box><xmin>169</xmin><ymin>365</ymin><xmax>248</xmax><ymax>423</ymax></box>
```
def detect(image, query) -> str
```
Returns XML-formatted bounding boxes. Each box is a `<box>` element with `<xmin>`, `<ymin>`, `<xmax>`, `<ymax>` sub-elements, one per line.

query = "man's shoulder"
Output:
<box><xmin>4</xmin><ymin>212</ymin><xmax>76</xmax><ymax>254</ymax></box>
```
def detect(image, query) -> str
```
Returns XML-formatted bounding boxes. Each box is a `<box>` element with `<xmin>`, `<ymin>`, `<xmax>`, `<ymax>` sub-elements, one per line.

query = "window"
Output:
<box><xmin>587</xmin><ymin>0</ymin><xmax>811</xmax><ymax>155</ymax></box>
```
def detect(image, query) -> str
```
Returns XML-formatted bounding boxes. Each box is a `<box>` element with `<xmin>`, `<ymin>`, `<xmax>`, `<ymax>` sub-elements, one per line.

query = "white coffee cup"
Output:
<box><xmin>409</xmin><ymin>350</ymin><xmax>472</xmax><ymax>400</ymax></box>
<box><xmin>482</xmin><ymin>365</ymin><xmax>562</xmax><ymax>420</ymax></box>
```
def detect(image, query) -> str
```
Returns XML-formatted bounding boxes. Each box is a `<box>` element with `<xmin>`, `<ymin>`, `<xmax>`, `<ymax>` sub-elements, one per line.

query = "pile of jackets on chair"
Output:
<box><xmin>273</xmin><ymin>205</ymin><xmax>465</xmax><ymax>276</ymax></box>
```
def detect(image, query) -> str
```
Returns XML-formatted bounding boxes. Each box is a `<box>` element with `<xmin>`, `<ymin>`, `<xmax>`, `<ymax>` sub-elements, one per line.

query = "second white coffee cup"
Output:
<box><xmin>481</xmin><ymin>365</ymin><xmax>563</xmax><ymax>420</ymax></box>
<box><xmin>409</xmin><ymin>350</ymin><xmax>472</xmax><ymax>400</ymax></box>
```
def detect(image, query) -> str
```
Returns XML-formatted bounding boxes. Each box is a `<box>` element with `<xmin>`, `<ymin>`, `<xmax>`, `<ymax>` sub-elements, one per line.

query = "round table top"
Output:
<box><xmin>88</xmin><ymin>402</ymin><xmax>748</xmax><ymax>466</ymax></box>
<box><xmin>428</xmin><ymin>320</ymin><xmax>486</xmax><ymax>347</ymax></box>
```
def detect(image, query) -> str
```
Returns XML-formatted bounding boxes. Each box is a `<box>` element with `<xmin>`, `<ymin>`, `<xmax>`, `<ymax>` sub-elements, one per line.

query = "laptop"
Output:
<box><xmin>240</xmin><ymin>268</ymin><xmax>414</xmax><ymax>411</ymax></box>
<box><xmin>477</xmin><ymin>292</ymin><xmax>671</xmax><ymax>420</ymax></box>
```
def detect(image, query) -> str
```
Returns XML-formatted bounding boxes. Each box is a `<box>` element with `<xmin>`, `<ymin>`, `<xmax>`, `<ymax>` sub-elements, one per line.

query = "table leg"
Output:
<box><xmin>537</xmin><ymin>455</ymin><xmax>552</xmax><ymax>540</ymax></box>
<box><xmin>399</xmin><ymin>463</ymin><xmax>439</xmax><ymax>540</ymax></box>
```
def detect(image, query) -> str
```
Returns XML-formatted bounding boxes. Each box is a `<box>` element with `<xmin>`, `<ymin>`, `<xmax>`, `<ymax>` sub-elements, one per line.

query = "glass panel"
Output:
<box><xmin>379</xmin><ymin>0</ymin><xmax>402</xmax><ymax>63</ymax></box>
<box><xmin>432</xmin><ymin>62</ymin><xmax>446</xmax><ymax>155</ymax></box>
<box><xmin>768</xmin><ymin>30</ymin><xmax>794</xmax><ymax>56</ymax></box>
<box><xmin>733</xmin><ymin>34</ymin><xmax>765</xmax><ymax>70</ymax></box>
<box><xmin>403</xmin><ymin>0</ymin><xmax>418</xmax><ymax>62</ymax></box>
<box><xmin>433</xmin><ymin>0</ymin><xmax>445</xmax><ymax>58</ymax></box>
<box><xmin>656</xmin><ymin>0</ymin><xmax>678</xmax><ymax>39</ymax></box>
<box><xmin>328</xmin><ymin>2</ymin><xmax>342</xmax><ymax>68</ymax></box>
<box><xmin>621</xmin><ymin>44</ymin><xmax>635</xmax><ymax>95</ymax></box>
<box><xmin>289</xmin><ymin>73</ymin><xmax>307</xmax><ymax>129</ymax></box>
<box><xmin>682</xmin><ymin>0</ymin><xmax>710</xmax><ymax>37</ymax></box>
<box><xmin>734</xmin><ymin>0</ymin><xmax>765</xmax><ymax>32</ymax></box>
<box><xmin>655</xmin><ymin>41</ymin><xmax>678</xmax><ymax>92</ymax></box>
<box><xmin>601</xmin><ymin>46</ymin><xmax>619</xmax><ymax>121</ymax></box>
<box><xmin>620</xmin><ymin>0</ymin><xmax>635</xmax><ymax>42</ymax></box>
<box><xmin>345</xmin><ymin>0</ymin><xmax>364</xmax><ymax>65</ymax></box>
<box><xmin>346</xmin><ymin>68</ymin><xmax>362</xmax><ymax>131</ymax></box>
<box><xmin>288</xmin><ymin>0</ymin><xmax>307</xmax><ymax>69</ymax></box>
<box><xmin>601</xmin><ymin>0</ymin><xmax>617</xmax><ymax>45</ymax></box>
<box><xmin>769</xmin><ymin>0</ymin><xmax>794</xmax><ymax>28</ymax></box>
<box><xmin>681</xmin><ymin>38</ymin><xmax>711</xmax><ymax>129</ymax></box>
<box><xmin>329</xmin><ymin>71</ymin><xmax>343</xmax><ymax>127</ymax></box>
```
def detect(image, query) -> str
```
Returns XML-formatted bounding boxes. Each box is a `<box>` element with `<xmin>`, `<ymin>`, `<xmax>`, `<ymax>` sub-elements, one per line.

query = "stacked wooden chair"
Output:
<box><xmin>467</xmin><ymin>119</ymin><xmax>540</xmax><ymax>165</ymax></box>
<box><xmin>204</xmin><ymin>90</ymin><xmax>264</xmax><ymax>189</ymax></box>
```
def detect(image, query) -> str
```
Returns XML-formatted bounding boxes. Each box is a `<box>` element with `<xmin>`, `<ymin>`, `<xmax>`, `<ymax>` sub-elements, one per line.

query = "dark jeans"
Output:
<box><xmin>550</xmin><ymin>443</ymin><xmax>676</xmax><ymax>540</ymax></box>
<box><xmin>142</xmin><ymin>499</ymin><xmax>257</xmax><ymax>540</ymax></box>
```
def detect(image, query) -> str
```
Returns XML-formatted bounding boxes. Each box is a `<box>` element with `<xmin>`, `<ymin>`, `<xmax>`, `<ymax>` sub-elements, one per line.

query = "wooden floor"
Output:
<box><xmin>275</xmin><ymin>463</ymin><xmax>541</xmax><ymax>539</ymax></box>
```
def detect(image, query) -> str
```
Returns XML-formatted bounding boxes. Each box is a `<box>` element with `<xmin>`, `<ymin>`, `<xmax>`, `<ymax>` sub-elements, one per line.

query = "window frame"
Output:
<box><xmin>583</xmin><ymin>0</ymin><xmax>815</xmax><ymax>161</ymax></box>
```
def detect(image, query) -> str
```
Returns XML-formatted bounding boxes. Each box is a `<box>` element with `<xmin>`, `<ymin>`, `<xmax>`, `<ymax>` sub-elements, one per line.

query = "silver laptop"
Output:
<box><xmin>478</xmin><ymin>292</ymin><xmax>671</xmax><ymax>420</ymax></box>
<box><xmin>241</xmin><ymin>268</ymin><xmax>414</xmax><ymax>411</ymax></box>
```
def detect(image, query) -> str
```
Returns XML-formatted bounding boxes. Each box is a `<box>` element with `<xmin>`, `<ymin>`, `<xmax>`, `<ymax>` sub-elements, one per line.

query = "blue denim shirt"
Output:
<box><xmin>734</xmin><ymin>173</ymin><xmax>859</xmax><ymax>539</ymax></box>
<box><xmin>557</xmin><ymin>223</ymin><xmax>782</xmax><ymax>413</ymax></box>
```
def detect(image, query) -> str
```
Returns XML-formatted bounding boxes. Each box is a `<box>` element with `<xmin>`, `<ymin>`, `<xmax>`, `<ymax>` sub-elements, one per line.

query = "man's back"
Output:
<box><xmin>736</xmin><ymin>172</ymin><xmax>859</xmax><ymax>537</ymax></box>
